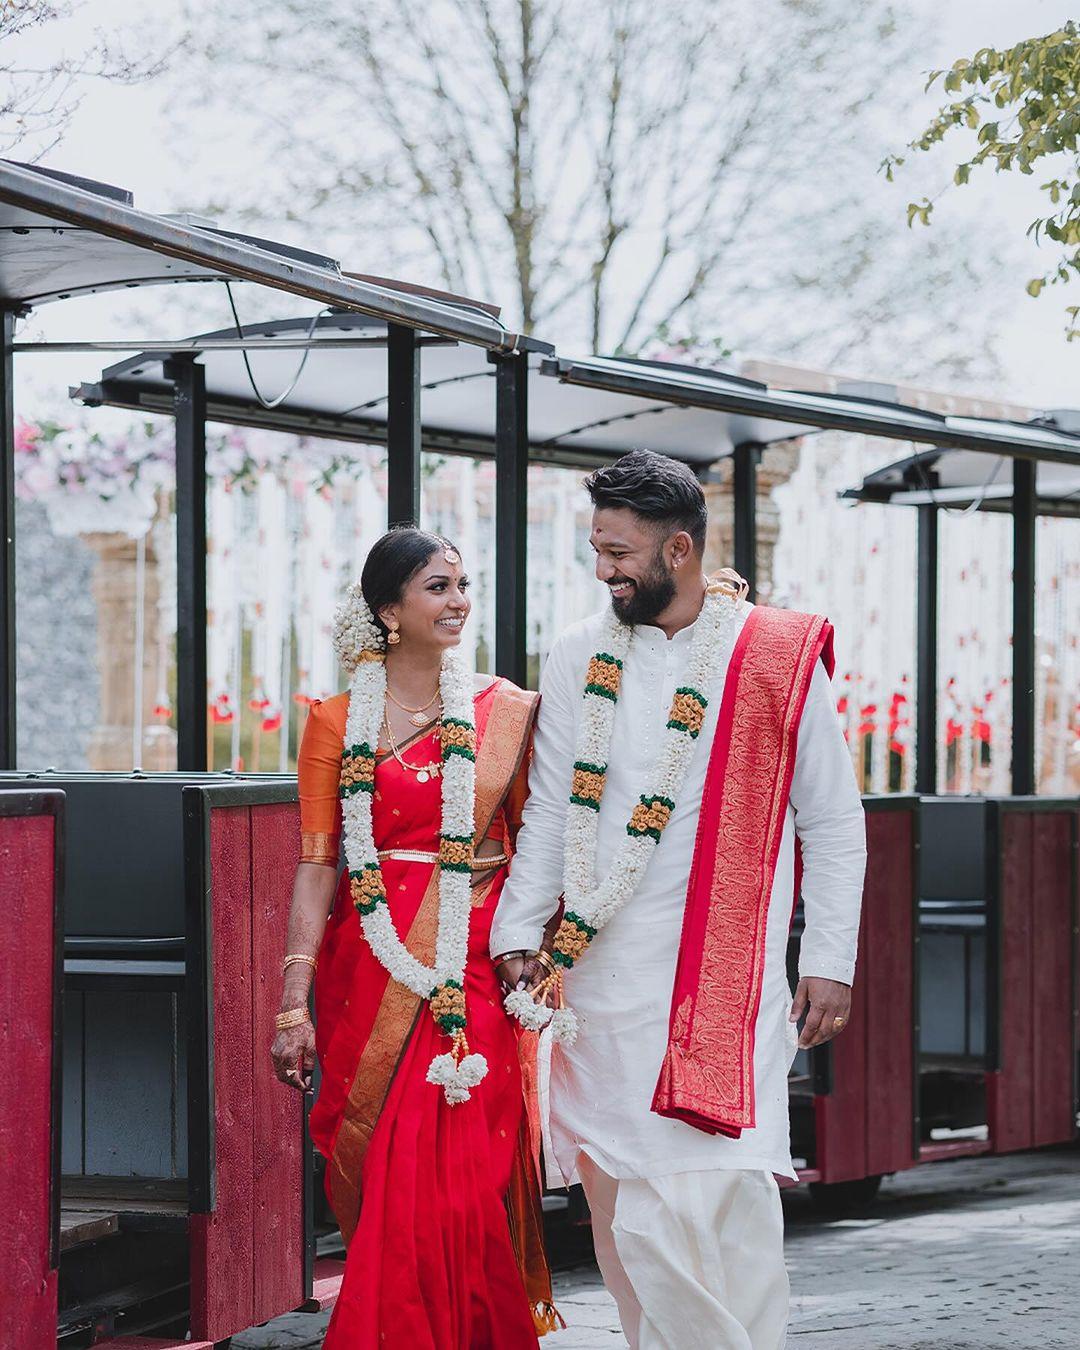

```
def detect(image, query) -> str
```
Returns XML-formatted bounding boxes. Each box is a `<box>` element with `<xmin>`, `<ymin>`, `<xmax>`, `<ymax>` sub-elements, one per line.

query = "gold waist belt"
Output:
<box><xmin>377</xmin><ymin>848</ymin><xmax>510</xmax><ymax>872</ymax></box>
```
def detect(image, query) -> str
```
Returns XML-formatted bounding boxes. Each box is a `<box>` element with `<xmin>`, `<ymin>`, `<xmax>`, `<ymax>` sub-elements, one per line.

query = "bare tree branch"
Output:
<box><xmin>166</xmin><ymin>0</ymin><xmax>999</xmax><ymax>383</ymax></box>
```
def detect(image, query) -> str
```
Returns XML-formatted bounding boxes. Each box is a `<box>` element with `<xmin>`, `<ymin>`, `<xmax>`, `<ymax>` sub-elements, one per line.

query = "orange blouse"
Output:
<box><xmin>297</xmin><ymin>694</ymin><xmax>349</xmax><ymax>865</ymax></box>
<box><xmin>297</xmin><ymin>689</ymin><xmax>526</xmax><ymax>866</ymax></box>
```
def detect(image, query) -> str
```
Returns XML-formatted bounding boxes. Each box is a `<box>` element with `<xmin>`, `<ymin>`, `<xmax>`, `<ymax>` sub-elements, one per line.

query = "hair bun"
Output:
<box><xmin>332</xmin><ymin>580</ymin><xmax>385</xmax><ymax>672</ymax></box>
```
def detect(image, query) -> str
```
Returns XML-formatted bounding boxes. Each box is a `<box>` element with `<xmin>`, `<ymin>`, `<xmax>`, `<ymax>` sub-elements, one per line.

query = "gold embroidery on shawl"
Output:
<box><xmin>675</xmin><ymin>611</ymin><xmax>826</xmax><ymax>1126</ymax></box>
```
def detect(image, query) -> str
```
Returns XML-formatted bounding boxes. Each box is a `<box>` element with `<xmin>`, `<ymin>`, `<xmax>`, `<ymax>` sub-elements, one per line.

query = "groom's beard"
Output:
<box><xmin>610</xmin><ymin>552</ymin><xmax>676</xmax><ymax>627</ymax></box>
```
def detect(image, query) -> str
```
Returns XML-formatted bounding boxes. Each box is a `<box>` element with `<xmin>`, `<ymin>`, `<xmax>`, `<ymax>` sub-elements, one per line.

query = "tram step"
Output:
<box><xmin>299</xmin><ymin>1255</ymin><xmax>346</xmax><ymax>1312</ymax></box>
<box><xmin>91</xmin><ymin>1340</ymin><xmax>214</xmax><ymax>1349</ymax></box>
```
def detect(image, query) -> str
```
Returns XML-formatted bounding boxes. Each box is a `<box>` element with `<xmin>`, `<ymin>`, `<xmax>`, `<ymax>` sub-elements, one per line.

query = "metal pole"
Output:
<box><xmin>1011</xmin><ymin>457</ymin><xmax>1037</xmax><ymax>795</ymax></box>
<box><xmin>386</xmin><ymin>323</ymin><xmax>421</xmax><ymax>525</ymax></box>
<box><xmin>915</xmin><ymin>504</ymin><xmax>939</xmax><ymax>795</ymax></box>
<box><xmin>732</xmin><ymin>442</ymin><xmax>759</xmax><ymax>600</ymax></box>
<box><xmin>0</xmin><ymin>311</ymin><xmax>14</xmax><ymax>767</ymax></box>
<box><xmin>169</xmin><ymin>356</ymin><xmax>208</xmax><ymax>771</ymax></box>
<box><xmin>492</xmin><ymin>352</ymin><xmax>529</xmax><ymax>686</ymax></box>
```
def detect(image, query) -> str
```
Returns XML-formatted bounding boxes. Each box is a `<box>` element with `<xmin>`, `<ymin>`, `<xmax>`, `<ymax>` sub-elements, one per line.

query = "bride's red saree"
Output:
<box><xmin>298</xmin><ymin>677</ymin><xmax>558</xmax><ymax>1349</ymax></box>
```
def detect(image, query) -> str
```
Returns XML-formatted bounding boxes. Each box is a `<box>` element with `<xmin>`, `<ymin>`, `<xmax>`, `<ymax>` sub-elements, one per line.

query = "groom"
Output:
<box><xmin>491</xmin><ymin>450</ymin><xmax>866</xmax><ymax>1349</ymax></box>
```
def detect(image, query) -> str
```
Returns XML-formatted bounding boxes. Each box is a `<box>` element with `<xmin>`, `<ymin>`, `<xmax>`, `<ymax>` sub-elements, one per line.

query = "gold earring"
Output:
<box><xmin>387</xmin><ymin>620</ymin><xmax>401</xmax><ymax>646</ymax></box>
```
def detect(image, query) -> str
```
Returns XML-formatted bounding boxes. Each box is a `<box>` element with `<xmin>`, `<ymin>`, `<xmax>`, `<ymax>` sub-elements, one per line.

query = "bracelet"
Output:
<box><xmin>275</xmin><ymin>1007</ymin><xmax>312</xmax><ymax>1030</ymax></box>
<box><xmin>283</xmin><ymin>953</ymin><xmax>318</xmax><ymax>974</ymax></box>
<box><xmin>533</xmin><ymin>949</ymin><xmax>556</xmax><ymax>976</ymax></box>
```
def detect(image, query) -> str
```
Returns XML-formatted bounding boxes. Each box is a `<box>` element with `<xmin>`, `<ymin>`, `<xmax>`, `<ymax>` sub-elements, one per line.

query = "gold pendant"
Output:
<box><xmin>416</xmin><ymin>770</ymin><xmax>429</xmax><ymax>783</ymax></box>
<box><xmin>409</xmin><ymin>710</ymin><xmax>430</xmax><ymax>727</ymax></box>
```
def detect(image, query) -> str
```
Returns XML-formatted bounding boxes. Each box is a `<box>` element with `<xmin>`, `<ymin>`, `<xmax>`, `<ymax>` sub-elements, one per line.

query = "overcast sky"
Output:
<box><xmin>10</xmin><ymin>0</ymin><xmax>1080</xmax><ymax>414</ymax></box>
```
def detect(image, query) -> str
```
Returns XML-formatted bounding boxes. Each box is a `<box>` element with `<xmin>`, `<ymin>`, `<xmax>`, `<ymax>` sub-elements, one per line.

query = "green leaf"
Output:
<box><xmin>1026</xmin><ymin>278</ymin><xmax>1045</xmax><ymax>297</ymax></box>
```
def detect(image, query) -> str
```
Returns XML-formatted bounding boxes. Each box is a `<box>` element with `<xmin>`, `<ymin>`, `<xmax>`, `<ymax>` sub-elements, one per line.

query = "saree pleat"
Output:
<box><xmin>306</xmin><ymin>680</ymin><xmax>546</xmax><ymax>1350</ymax></box>
<box><xmin>323</xmin><ymin>892</ymin><xmax>535</xmax><ymax>1348</ymax></box>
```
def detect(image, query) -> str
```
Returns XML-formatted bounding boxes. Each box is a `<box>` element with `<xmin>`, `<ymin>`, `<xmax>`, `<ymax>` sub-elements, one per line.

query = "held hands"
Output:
<box><xmin>789</xmin><ymin>976</ymin><xmax>851</xmax><ymax>1049</ymax></box>
<box><xmin>271</xmin><ymin>1019</ymin><xmax>316</xmax><ymax>1094</ymax></box>
<box><xmin>493</xmin><ymin>951</ymin><xmax>551</xmax><ymax>999</ymax></box>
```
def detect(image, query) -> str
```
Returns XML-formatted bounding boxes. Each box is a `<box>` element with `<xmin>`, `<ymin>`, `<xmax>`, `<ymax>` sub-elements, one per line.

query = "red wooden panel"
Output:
<box><xmin>190</xmin><ymin>805</ymin><xmax>255</xmax><ymax>1343</ymax></box>
<box><xmin>250</xmin><ymin>801</ymin><xmax>305</xmax><ymax>1323</ymax></box>
<box><xmin>989</xmin><ymin>812</ymin><xmax>1034</xmax><ymax>1153</ymax></box>
<box><xmin>864</xmin><ymin>810</ymin><xmax>916</xmax><ymax>1177</ymax></box>
<box><xmin>1031</xmin><ymin>813</ymin><xmax>1075</xmax><ymax>1147</ymax></box>
<box><xmin>0</xmin><ymin>812</ymin><xmax>58</xmax><ymax>1350</ymax></box>
<box><xmin>814</xmin><ymin>916</ymin><xmax>868</xmax><ymax>1184</ymax></box>
<box><xmin>815</xmin><ymin>805</ymin><xmax>917</xmax><ymax>1184</ymax></box>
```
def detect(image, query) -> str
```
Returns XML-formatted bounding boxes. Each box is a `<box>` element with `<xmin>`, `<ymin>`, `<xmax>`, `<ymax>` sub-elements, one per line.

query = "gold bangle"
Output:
<box><xmin>533</xmin><ymin>950</ymin><xmax>556</xmax><ymax>976</ymax></box>
<box><xmin>275</xmin><ymin>1007</ymin><xmax>311</xmax><ymax>1030</ymax></box>
<box><xmin>283</xmin><ymin>953</ymin><xmax>318</xmax><ymax>974</ymax></box>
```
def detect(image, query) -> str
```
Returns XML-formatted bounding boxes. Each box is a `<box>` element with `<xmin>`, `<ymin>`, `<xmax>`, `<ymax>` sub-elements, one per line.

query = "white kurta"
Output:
<box><xmin>489</xmin><ymin>604</ymin><xmax>867</xmax><ymax>1184</ymax></box>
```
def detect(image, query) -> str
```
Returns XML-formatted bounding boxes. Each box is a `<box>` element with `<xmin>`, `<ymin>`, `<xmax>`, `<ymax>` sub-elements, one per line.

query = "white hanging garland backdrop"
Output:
<box><xmin>14</xmin><ymin>411</ymin><xmax>1080</xmax><ymax>789</ymax></box>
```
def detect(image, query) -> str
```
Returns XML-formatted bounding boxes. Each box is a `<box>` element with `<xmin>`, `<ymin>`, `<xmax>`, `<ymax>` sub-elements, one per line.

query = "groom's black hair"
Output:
<box><xmin>584</xmin><ymin>449</ymin><xmax>707</xmax><ymax>555</ymax></box>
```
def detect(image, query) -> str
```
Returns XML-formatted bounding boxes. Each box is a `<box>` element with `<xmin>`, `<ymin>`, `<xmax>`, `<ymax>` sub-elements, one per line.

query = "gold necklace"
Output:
<box><xmin>386</xmin><ymin>684</ymin><xmax>442</xmax><ymax>727</ymax></box>
<box><xmin>383</xmin><ymin>712</ymin><xmax>442</xmax><ymax>783</ymax></box>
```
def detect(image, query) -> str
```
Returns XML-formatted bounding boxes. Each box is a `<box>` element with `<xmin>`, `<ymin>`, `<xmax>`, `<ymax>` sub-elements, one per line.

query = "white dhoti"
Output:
<box><xmin>578</xmin><ymin>1154</ymin><xmax>789</xmax><ymax>1350</ymax></box>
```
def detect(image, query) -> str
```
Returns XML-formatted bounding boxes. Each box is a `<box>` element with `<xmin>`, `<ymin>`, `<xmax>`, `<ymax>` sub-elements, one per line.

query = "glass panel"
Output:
<box><xmin>425</xmin><ymin>457</ymin><xmax>607</xmax><ymax>688</ymax></box>
<box><xmin>772</xmin><ymin>432</ymin><xmax>916</xmax><ymax>793</ymax></box>
<box><xmin>205</xmin><ymin>434</ymin><xmax>387</xmax><ymax>772</ymax></box>
<box><xmin>16</xmin><ymin>411</ymin><xmax>178</xmax><ymax>771</ymax></box>
<box><xmin>1035</xmin><ymin>514</ymin><xmax>1080</xmax><ymax>795</ymax></box>
<box><xmin>936</xmin><ymin>510</ymin><xmax>1012</xmax><ymax>794</ymax></box>
<box><xmin>526</xmin><ymin>465</ymin><xmax>607</xmax><ymax>686</ymax></box>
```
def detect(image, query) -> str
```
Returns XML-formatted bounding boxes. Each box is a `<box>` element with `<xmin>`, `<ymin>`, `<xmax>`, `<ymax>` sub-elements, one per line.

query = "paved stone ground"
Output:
<box><xmin>235</xmin><ymin>1146</ymin><xmax>1079</xmax><ymax>1349</ymax></box>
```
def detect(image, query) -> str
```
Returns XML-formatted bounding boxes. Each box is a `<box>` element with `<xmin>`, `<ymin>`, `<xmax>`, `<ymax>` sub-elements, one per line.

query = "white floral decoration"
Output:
<box><xmin>331</xmin><ymin>580</ymin><xmax>386</xmax><ymax>673</ymax></box>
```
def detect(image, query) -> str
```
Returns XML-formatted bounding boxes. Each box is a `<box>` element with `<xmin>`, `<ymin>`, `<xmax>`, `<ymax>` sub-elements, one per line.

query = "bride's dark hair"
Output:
<box><xmin>361</xmin><ymin>525</ymin><xmax>461</xmax><ymax>639</ymax></box>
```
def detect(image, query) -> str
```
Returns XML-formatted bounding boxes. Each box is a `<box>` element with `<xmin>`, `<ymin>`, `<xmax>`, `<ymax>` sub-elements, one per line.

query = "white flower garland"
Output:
<box><xmin>334</xmin><ymin>585</ymin><xmax>487</xmax><ymax>1105</ymax></box>
<box><xmin>506</xmin><ymin>586</ymin><xmax>742</xmax><ymax>1041</ymax></box>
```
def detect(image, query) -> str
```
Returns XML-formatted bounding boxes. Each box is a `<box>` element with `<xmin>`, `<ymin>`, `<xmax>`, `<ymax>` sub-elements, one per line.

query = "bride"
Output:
<box><xmin>270</xmin><ymin>526</ymin><xmax>559</xmax><ymax>1348</ymax></box>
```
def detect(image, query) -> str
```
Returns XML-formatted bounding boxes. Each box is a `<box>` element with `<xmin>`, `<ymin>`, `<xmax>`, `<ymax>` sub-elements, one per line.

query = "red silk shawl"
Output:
<box><xmin>652</xmin><ymin>605</ymin><xmax>834</xmax><ymax>1138</ymax></box>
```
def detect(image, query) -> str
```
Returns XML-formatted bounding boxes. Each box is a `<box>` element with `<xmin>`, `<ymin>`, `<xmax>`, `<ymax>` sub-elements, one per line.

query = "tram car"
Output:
<box><xmin>6</xmin><ymin>778</ymin><xmax>1077</xmax><ymax>1348</ymax></box>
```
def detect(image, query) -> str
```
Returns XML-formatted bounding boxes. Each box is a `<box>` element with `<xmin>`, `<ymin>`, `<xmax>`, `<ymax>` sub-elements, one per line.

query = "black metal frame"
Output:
<box><xmin>1011</xmin><ymin>461</ymin><xmax>1037</xmax><ymax>796</ymax></box>
<box><xmin>915</xmin><ymin>505</ymin><xmax>938</xmax><ymax>795</ymax></box>
<box><xmin>732</xmin><ymin>442</ymin><xmax>760</xmax><ymax>600</ymax></box>
<box><xmin>169</xmin><ymin>357</ymin><xmax>209</xmax><ymax>772</ymax></box>
<box><xmin>492</xmin><ymin>351</ymin><xmax>529</xmax><ymax>685</ymax></box>
<box><xmin>386</xmin><ymin>324</ymin><xmax>422</xmax><ymax>525</ymax></box>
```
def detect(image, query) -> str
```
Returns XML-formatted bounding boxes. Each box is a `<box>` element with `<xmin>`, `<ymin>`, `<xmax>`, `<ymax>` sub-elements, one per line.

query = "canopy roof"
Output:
<box><xmin>841</xmin><ymin>444</ymin><xmax>1080</xmax><ymax>518</ymax></box>
<box><xmin>73</xmin><ymin>313</ymin><xmax>811</xmax><ymax>467</ymax></box>
<box><xmin>544</xmin><ymin>355</ymin><xmax>1080</xmax><ymax>464</ymax></box>
<box><xmin>0</xmin><ymin>160</ymin><xmax>514</xmax><ymax>347</ymax></box>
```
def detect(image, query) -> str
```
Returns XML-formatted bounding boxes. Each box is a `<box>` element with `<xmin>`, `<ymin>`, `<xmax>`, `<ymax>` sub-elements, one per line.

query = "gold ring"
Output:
<box><xmin>833</xmin><ymin>1016</ymin><xmax>847</xmax><ymax>1029</ymax></box>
